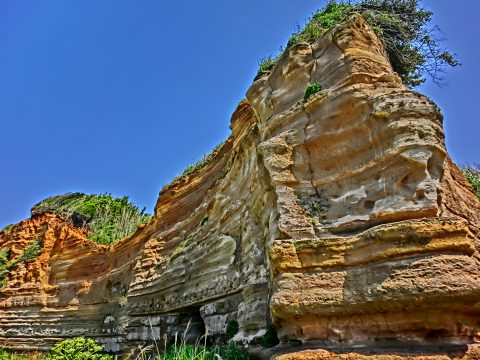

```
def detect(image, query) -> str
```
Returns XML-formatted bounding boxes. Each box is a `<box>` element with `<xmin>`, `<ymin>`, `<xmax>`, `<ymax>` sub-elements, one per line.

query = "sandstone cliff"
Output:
<box><xmin>1</xmin><ymin>14</ymin><xmax>480</xmax><ymax>359</ymax></box>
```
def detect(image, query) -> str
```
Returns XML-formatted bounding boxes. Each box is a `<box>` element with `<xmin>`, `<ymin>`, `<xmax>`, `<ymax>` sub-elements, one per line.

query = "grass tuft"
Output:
<box><xmin>129</xmin><ymin>319</ymin><xmax>248</xmax><ymax>360</ymax></box>
<box><xmin>180</xmin><ymin>141</ymin><xmax>226</xmax><ymax>178</ymax></box>
<box><xmin>256</xmin><ymin>56</ymin><xmax>278</xmax><ymax>79</ymax></box>
<box><xmin>303</xmin><ymin>83</ymin><xmax>323</xmax><ymax>101</ymax></box>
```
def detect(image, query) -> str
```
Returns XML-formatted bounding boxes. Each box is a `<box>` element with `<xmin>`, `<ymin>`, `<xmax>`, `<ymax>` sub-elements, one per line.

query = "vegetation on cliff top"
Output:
<box><xmin>257</xmin><ymin>0</ymin><xmax>459</xmax><ymax>87</ymax></box>
<box><xmin>462</xmin><ymin>165</ymin><xmax>480</xmax><ymax>200</ymax></box>
<box><xmin>0</xmin><ymin>224</ymin><xmax>13</xmax><ymax>233</ymax></box>
<box><xmin>180</xmin><ymin>140</ymin><xmax>226</xmax><ymax>178</ymax></box>
<box><xmin>31</xmin><ymin>193</ymin><xmax>151</xmax><ymax>245</ymax></box>
<box><xmin>162</xmin><ymin>139</ymin><xmax>227</xmax><ymax>191</ymax></box>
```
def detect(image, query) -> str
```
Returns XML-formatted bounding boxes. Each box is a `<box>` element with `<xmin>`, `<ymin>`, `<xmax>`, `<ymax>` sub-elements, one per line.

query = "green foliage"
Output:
<box><xmin>303</xmin><ymin>83</ymin><xmax>323</xmax><ymax>101</ymax></box>
<box><xmin>256</xmin><ymin>56</ymin><xmax>277</xmax><ymax>78</ymax></box>
<box><xmin>354</xmin><ymin>0</ymin><xmax>459</xmax><ymax>86</ymax></box>
<box><xmin>0</xmin><ymin>349</ymin><xmax>8</xmax><ymax>358</ymax></box>
<box><xmin>0</xmin><ymin>349</ymin><xmax>28</xmax><ymax>360</ymax></box>
<box><xmin>16</xmin><ymin>239</ymin><xmax>43</xmax><ymax>264</ymax></box>
<box><xmin>161</xmin><ymin>140</ymin><xmax>227</xmax><ymax>192</ymax></box>
<box><xmin>1</xmin><ymin>338</ymin><xmax>112</xmax><ymax>360</ymax></box>
<box><xmin>288</xmin><ymin>1</ymin><xmax>353</xmax><ymax>47</ymax></box>
<box><xmin>130</xmin><ymin>319</ymin><xmax>248</xmax><ymax>360</ymax></box>
<box><xmin>208</xmin><ymin>342</ymin><xmax>248</xmax><ymax>360</ymax></box>
<box><xmin>178</xmin><ymin>140</ymin><xmax>226</xmax><ymax>178</ymax></box>
<box><xmin>154</xmin><ymin>342</ymin><xmax>247</xmax><ymax>360</ymax></box>
<box><xmin>0</xmin><ymin>339</ymin><xmax>249</xmax><ymax>360</ymax></box>
<box><xmin>0</xmin><ymin>349</ymin><xmax>44</xmax><ymax>360</ymax></box>
<box><xmin>259</xmin><ymin>327</ymin><xmax>279</xmax><ymax>348</ymax></box>
<box><xmin>258</xmin><ymin>0</ymin><xmax>459</xmax><ymax>87</ymax></box>
<box><xmin>0</xmin><ymin>349</ymin><xmax>12</xmax><ymax>360</ymax></box>
<box><xmin>160</xmin><ymin>344</ymin><xmax>209</xmax><ymax>360</ymax></box>
<box><xmin>461</xmin><ymin>165</ymin><xmax>480</xmax><ymax>200</ymax></box>
<box><xmin>0</xmin><ymin>248</ymin><xmax>10</xmax><ymax>266</ymax></box>
<box><xmin>49</xmin><ymin>337</ymin><xmax>112</xmax><ymax>360</ymax></box>
<box><xmin>0</xmin><ymin>248</ymin><xmax>11</xmax><ymax>288</ymax></box>
<box><xmin>0</xmin><ymin>239</ymin><xmax>43</xmax><ymax>288</ymax></box>
<box><xmin>32</xmin><ymin>193</ymin><xmax>152</xmax><ymax>245</ymax></box>
<box><xmin>224</xmin><ymin>320</ymin><xmax>239</xmax><ymax>340</ymax></box>
<box><xmin>1</xmin><ymin>224</ymin><xmax>13</xmax><ymax>233</ymax></box>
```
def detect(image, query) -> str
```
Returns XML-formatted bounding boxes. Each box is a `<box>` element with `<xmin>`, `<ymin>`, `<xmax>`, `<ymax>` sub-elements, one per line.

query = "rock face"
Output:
<box><xmin>1</xmin><ymin>14</ymin><xmax>480</xmax><ymax>358</ymax></box>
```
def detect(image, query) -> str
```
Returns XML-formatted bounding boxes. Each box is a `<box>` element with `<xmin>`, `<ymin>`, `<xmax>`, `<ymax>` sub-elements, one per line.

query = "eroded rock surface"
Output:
<box><xmin>1</xmin><ymin>14</ymin><xmax>479</xmax><ymax>358</ymax></box>
<box><xmin>274</xmin><ymin>346</ymin><xmax>480</xmax><ymax>360</ymax></box>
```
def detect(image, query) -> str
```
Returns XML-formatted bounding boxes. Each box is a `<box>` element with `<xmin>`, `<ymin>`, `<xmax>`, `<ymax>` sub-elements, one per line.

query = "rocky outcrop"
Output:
<box><xmin>1</xmin><ymin>13</ymin><xmax>480</xmax><ymax>358</ymax></box>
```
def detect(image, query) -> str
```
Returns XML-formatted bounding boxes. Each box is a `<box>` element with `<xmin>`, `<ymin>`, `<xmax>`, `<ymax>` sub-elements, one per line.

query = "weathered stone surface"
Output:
<box><xmin>275</xmin><ymin>345</ymin><xmax>480</xmax><ymax>360</ymax></box>
<box><xmin>1</xmin><ymin>13</ymin><xmax>479</xmax><ymax>359</ymax></box>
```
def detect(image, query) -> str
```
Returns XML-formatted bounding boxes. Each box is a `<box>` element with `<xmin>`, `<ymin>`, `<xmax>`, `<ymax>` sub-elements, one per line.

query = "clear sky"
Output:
<box><xmin>0</xmin><ymin>1</ymin><xmax>479</xmax><ymax>228</ymax></box>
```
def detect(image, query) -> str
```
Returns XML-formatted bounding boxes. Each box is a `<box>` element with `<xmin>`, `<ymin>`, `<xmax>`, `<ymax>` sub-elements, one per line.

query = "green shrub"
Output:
<box><xmin>208</xmin><ymin>342</ymin><xmax>248</xmax><ymax>360</ymax></box>
<box><xmin>258</xmin><ymin>0</ymin><xmax>459</xmax><ymax>87</ymax></box>
<box><xmin>31</xmin><ymin>193</ymin><xmax>152</xmax><ymax>245</ymax></box>
<box><xmin>129</xmin><ymin>321</ymin><xmax>248</xmax><ymax>360</ymax></box>
<box><xmin>461</xmin><ymin>165</ymin><xmax>480</xmax><ymax>200</ymax></box>
<box><xmin>303</xmin><ymin>83</ymin><xmax>323</xmax><ymax>101</ymax></box>
<box><xmin>256</xmin><ymin>56</ymin><xmax>277</xmax><ymax>78</ymax></box>
<box><xmin>1</xmin><ymin>224</ymin><xmax>13</xmax><ymax>233</ymax></box>
<box><xmin>16</xmin><ymin>239</ymin><xmax>43</xmax><ymax>264</ymax></box>
<box><xmin>224</xmin><ymin>320</ymin><xmax>239</xmax><ymax>340</ymax></box>
<box><xmin>49</xmin><ymin>337</ymin><xmax>112</xmax><ymax>360</ymax></box>
<box><xmin>160</xmin><ymin>342</ymin><xmax>248</xmax><ymax>360</ymax></box>
<box><xmin>0</xmin><ymin>349</ymin><xmax>25</xmax><ymax>360</ymax></box>
<box><xmin>288</xmin><ymin>1</ymin><xmax>353</xmax><ymax>47</ymax></box>
<box><xmin>174</xmin><ymin>140</ymin><xmax>226</xmax><ymax>180</ymax></box>
<box><xmin>0</xmin><ymin>349</ymin><xmax>44</xmax><ymax>359</ymax></box>
<box><xmin>259</xmin><ymin>327</ymin><xmax>279</xmax><ymax>348</ymax></box>
<box><xmin>0</xmin><ymin>248</ymin><xmax>11</xmax><ymax>288</ymax></box>
<box><xmin>0</xmin><ymin>248</ymin><xmax>10</xmax><ymax>265</ymax></box>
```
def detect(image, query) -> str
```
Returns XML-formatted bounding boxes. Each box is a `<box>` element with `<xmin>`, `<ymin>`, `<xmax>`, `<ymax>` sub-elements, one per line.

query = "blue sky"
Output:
<box><xmin>0</xmin><ymin>1</ymin><xmax>479</xmax><ymax>228</ymax></box>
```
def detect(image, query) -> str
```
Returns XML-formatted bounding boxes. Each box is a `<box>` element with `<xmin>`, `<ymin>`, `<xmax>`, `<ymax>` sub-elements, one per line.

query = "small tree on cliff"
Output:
<box><xmin>261</xmin><ymin>0</ymin><xmax>459</xmax><ymax>87</ymax></box>
<box><xmin>355</xmin><ymin>0</ymin><xmax>459</xmax><ymax>87</ymax></box>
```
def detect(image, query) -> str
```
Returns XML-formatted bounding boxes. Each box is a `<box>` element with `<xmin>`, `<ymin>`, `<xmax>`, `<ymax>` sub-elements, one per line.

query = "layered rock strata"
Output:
<box><xmin>1</xmin><ymin>14</ymin><xmax>480</xmax><ymax>358</ymax></box>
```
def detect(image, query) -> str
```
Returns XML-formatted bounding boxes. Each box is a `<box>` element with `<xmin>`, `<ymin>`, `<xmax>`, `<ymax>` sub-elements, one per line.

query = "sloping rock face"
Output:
<box><xmin>1</xmin><ymin>14</ymin><xmax>480</xmax><ymax>358</ymax></box>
